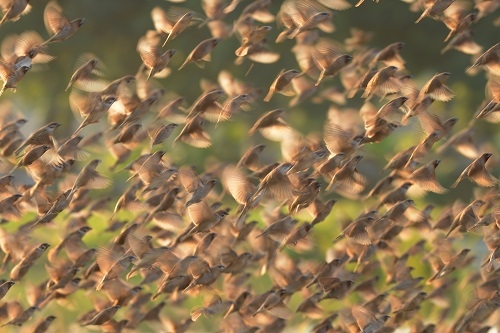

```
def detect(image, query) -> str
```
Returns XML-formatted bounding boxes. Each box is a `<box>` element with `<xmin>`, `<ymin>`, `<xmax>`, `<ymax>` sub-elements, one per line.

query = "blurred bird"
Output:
<box><xmin>415</xmin><ymin>0</ymin><xmax>456</xmax><ymax>24</ymax></box>
<box><xmin>137</xmin><ymin>31</ymin><xmax>176</xmax><ymax>81</ymax></box>
<box><xmin>451</xmin><ymin>153</ymin><xmax>498</xmax><ymax>188</ymax></box>
<box><xmin>42</xmin><ymin>1</ymin><xmax>85</xmax><ymax>44</ymax></box>
<box><xmin>428</xmin><ymin>248</ymin><xmax>470</xmax><ymax>282</ymax></box>
<box><xmin>1</xmin><ymin>305</ymin><xmax>37</xmax><ymax>327</ymax></box>
<box><xmin>0</xmin><ymin>0</ymin><xmax>31</xmax><ymax>25</ymax></box>
<box><xmin>467</xmin><ymin>42</ymin><xmax>500</xmax><ymax>76</ymax></box>
<box><xmin>81</xmin><ymin>305</ymin><xmax>121</xmax><ymax>326</ymax></box>
<box><xmin>179</xmin><ymin>37</ymin><xmax>221</xmax><ymax>70</ymax></box>
<box><xmin>0</xmin><ymin>281</ymin><xmax>14</xmax><ymax>300</ymax></box>
<box><xmin>409</xmin><ymin>159</ymin><xmax>447</xmax><ymax>194</ymax></box>
<box><xmin>264</xmin><ymin>69</ymin><xmax>301</xmax><ymax>102</ymax></box>
<box><xmin>352</xmin><ymin>305</ymin><xmax>390</xmax><ymax>333</ymax></box>
<box><xmin>32</xmin><ymin>315</ymin><xmax>56</xmax><ymax>333</ymax></box>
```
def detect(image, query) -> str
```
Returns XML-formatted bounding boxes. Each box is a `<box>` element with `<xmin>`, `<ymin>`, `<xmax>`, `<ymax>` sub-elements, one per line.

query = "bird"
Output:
<box><xmin>42</xmin><ymin>1</ymin><xmax>85</xmax><ymax>44</ymax></box>
<box><xmin>451</xmin><ymin>153</ymin><xmax>498</xmax><ymax>188</ymax></box>
<box><xmin>137</xmin><ymin>31</ymin><xmax>176</xmax><ymax>81</ymax></box>
<box><xmin>0</xmin><ymin>0</ymin><xmax>31</xmax><ymax>25</ymax></box>
<box><xmin>178</xmin><ymin>37</ymin><xmax>221</xmax><ymax>70</ymax></box>
<box><xmin>415</xmin><ymin>0</ymin><xmax>456</xmax><ymax>24</ymax></box>
<box><xmin>264</xmin><ymin>69</ymin><xmax>300</xmax><ymax>102</ymax></box>
<box><xmin>409</xmin><ymin>159</ymin><xmax>448</xmax><ymax>194</ymax></box>
<box><xmin>467</xmin><ymin>42</ymin><xmax>500</xmax><ymax>76</ymax></box>
<box><xmin>81</xmin><ymin>305</ymin><xmax>121</xmax><ymax>326</ymax></box>
<box><xmin>0</xmin><ymin>281</ymin><xmax>15</xmax><ymax>300</ymax></box>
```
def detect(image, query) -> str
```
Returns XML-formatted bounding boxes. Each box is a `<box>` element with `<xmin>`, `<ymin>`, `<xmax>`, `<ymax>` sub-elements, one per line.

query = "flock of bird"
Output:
<box><xmin>0</xmin><ymin>0</ymin><xmax>499</xmax><ymax>332</ymax></box>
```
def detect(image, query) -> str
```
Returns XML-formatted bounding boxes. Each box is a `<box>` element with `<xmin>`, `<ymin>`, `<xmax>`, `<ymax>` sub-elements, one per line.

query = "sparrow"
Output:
<box><xmin>151</xmin><ymin>7</ymin><xmax>198</xmax><ymax>46</ymax></box>
<box><xmin>0</xmin><ymin>0</ymin><xmax>30</xmax><ymax>25</ymax></box>
<box><xmin>451</xmin><ymin>153</ymin><xmax>498</xmax><ymax>188</ymax></box>
<box><xmin>148</xmin><ymin>123</ymin><xmax>179</xmax><ymax>151</ymax></box>
<box><xmin>179</xmin><ymin>38</ymin><xmax>221</xmax><ymax>70</ymax></box>
<box><xmin>443</xmin><ymin>9</ymin><xmax>477</xmax><ymax>42</ymax></box>
<box><xmin>415</xmin><ymin>0</ymin><xmax>456</xmax><ymax>24</ymax></box>
<box><xmin>409</xmin><ymin>159</ymin><xmax>447</xmax><ymax>194</ymax></box>
<box><xmin>370</xmin><ymin>41</ymin><xmax>406</xmax><ymax>69</ymax></box>
<box><xmin>69</xmin><ymin>159</ymin><xmax>109</xmax><ymax>197</ymax></box>
<box><xmin>428</xmin><ymin>248</ymin><xmax>471</xmax><ymax>282</ymax></box>
<box><xmin>32</xmin><ymin>315</ymin><xmax>56</xmax><ymax>333</ymax></box>
<box><xmin>1</xmin><ymin>305</ymin><xmax>37</xmax><ymax>327</ymax></box>
<box><xmin>0</xmin><ymin>281</ymin><xmax>14</xmax><ymax>300</ymax></box>
<box><xmin>264</xmin><ymin>69</ymin><xmax>300</xmax><ymax>102</ymax></box>
<box><xmin>81</xmin><ymin>305</ymin><xmax>121</xmax><ymax>326</ymax></box>
<box><xmin>71</xmin><ymin>96</ymin><xmax>116</xmax><ymax>137</ymax></box>
<box><xmin>312</xmin><ymin>38</ymin><xmax>352</xmax><ymax>86</ymax></box>
<box><xmin>0</xmin><ymin>62</ymin><xmax>30</xmax><ymax>96</ymax></box>
<box><xmin>417</xmin><ymin>72</ymin><xmax>454</xmax><ymax>102</ymax></box>
<box><xmin>95</xmin><ymin>246</ymin><xmax>136</xmax><ymax>290</ymax></box>
<box><xmin>467</xmin><ymin>42</ymin><xmax>500</xmax><ymax>76</ymax></box>
<box><xmin>352</xmin><ymin>305</ymin><xmax>390</xmax><ymax>333</ymax></box>
<box><xmin>445</xmin><ymin>200</ymin><xmax>485</xmax><ymax>238</ymax></box>
<box><xmin>248</xmin><ymin>109</ymin><xmax>291</xmax><ymax>141</ymax></box>
<box><xmin>137</xmin><ymin>31</ymin><xmax>176</xmax><ymax>80</ymax></box>
<box><xmin>65</xmin><ymin>58</ymin><xmax>102</xmax><ymax>92</ymax></box>
<box><xmin>42</xmin><ymin>1</ymin><xmax>85</xmax><ymax>44</ymax></box>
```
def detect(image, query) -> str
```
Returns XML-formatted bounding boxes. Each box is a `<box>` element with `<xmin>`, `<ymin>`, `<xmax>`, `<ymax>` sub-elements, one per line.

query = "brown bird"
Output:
<box><xmin>418</xmin><ymin>72</ymin><xmax>454</xmax><ymax>102</ymax></box>
<box><xmin>151</xmin><ymin>7</ymin><xmax>198</xmax><ymax>46</ymax></box>
<box><xmin>443</xmin><ymin>9</ymin><xmax>477</xmax><ymax>42</ymax></box>
<box><xmin>428</xmin><ymin>248</ymin><xmax>470</xmax><ymax>282</ymax></box>
<box><xmin>235</xmin><ymin>21</ymin><xmax>272</xmax><ymax>57</ymax></box>
<box><xmin>477</xmin><ymin>78</ymin><xmax>500</xmax><ymax>119</ymax></box>
<box><xmin>409</xmin><ymin>159</ymin><xmax>447</xmax><ymax>194</ymax></box>
<box><xmin>95</xmin><ymin>246</ymin><xmax>136</xmax><ymax>291</ymax></box>
<box><xmin>174</xmin><ymin>115</ymin><xmax>211</xmax><ymax>148</ymax></box>
<box><xmin>0</xmin><ymin>62</ymin><xmax>30</xmax><ymax>96</ymax></box>
<box><xmin>334</xmin><ymin>212</ymin><xmax>376</xmax><ymax>245</ymax></box>
<box><xmin>415</xmin><ymin>0</ymin><xmax>456</xmax><ymax>24</ymax></box>
<box><xmin>445</xmin><ymin>200</ymin><xmax>485</xmax><ymax>238</ymax></box>
<box><xmin>64</xmin><ymin>55</ymin><xmax>104</xmax><ymax>92</ymax></box>
<box><xmin>216</xmin><ymin>93</ymin><xmax>250</xmax><ymax>125</ymax></box>
<box><xmin>451</xmin><ymin>153</ymin><xmax>498</xmax><ymax>188</ymax></box>
<box><xmin>326</xmin><ymin>155</ymin><xmax>366</xmax><ymax>193</ymax></box>
<box><xmin>137</xmin><ymin>31</ymin><xmax>176</xmax><ymax>80</ymax></box>
<box><xmin>69</xmin><ymin>159</ymin><xmax>109</xmax><ymax>197</ymax></box>
<box><xmin>47</xmin><ymin>226</ymin><xmax>92</xmax><ymax>262</ymax></box>
<box><xmin>362</xmin><ymin>66</ymin><xmax>402</xmax><ymax>99</ymax></box>
<box><xmin>179</xmin><ymin>37</ymin><xmax>221</xmax><ymax>70</ymax></box>
<box><xmin>467</xmin><ymin>42</ymin><xmax>500</xmax><ymax>76</ymax></box>
<box><xmin>352</xmin><ymin>305</ymin><xmax>390</xmax><ymax>333</ymax></box>
<box><xmin>10</xmin><ymin>243</ymin><xmax>50</xmax><ymax>281</ymax></box>
<box><xmin>0</xmin><ymin>0</ymin><xmax>30</xmax><ymax>25</ymax></box>
<box><xmin>183</xmin><ymin>263</ymin><xmax>226</xmax><ymax>293</ymax></box>
<box><xmin>237</xmin><ymin>144</ymin><xmax>266</xmax><ymax>171</ymax></box>
<box><xmin>71</xmin><ymin>96</ymin><xmax>117</xmax><ymax>137</ymax></box>
<box><xmin>252</xmin><ymin>289</ymin><xmax>292</xmax><ymax>319</ymax></box>
<box><xmin>42</xmin><ymin>1</ymin><xmax>85</xmax><ymax>44</ymax></box>
<box><xmin>248</xmin><ymin>109</ymin><xmax>291</xmax><ymax>141</ymax></box>
<box><xmin>9</xmin><ymin>145</ymin><xmax>51</xmax><ymax>174</ymax></box>
<box><xmin>148</xmin><ymin>123</ymin><xmax>178</xmax><ymax>151</ymax></box>
<box><xmin>186</xmin><ymin>88</ymin><xmax>225</xmax><ymax>119</ymax></box>
<box><xmin>264</xmin><ymin>69</ymin><xmax>300</xmax><ymax>102</ymax></box>
<box><xmin>13</xmin><ymin>122</ymin><xmax>60</xmax><ymax>160</ymax></box>
<box><xmin>81</xmin><ymin>305</ymin><xmax>121</xmax><ymax>326</ymax></box>
<box><xmin>286</xmin><ymin>2</ymin><xmax>333</xmax><ymax>40</ymax></box>
<box><xmin>279</xmin><ymin>222</ymin><xmax>313</xmax><ymax>251</ymax></box>
<box><xmin>312</xmin><ymin>38</ymin><xmax>352</xmax><ymax>86</ymax></box>
<box><xmin>0</xmin><ymin>281</ymin><xmax>14</xmax><ymax>300</ymax></box>
<box><xmin>1</xmin><ymin>305</ymin><xmax>37</xmax><ymax>327</ymax></box>
<box><xmin>32</xmin><ymin>315</ymin><xmax>56</xmax><ymax>333</ymax></box>
<box><xmin>370</xmin><ymin>41</ymin><xmax>406</xmax><ymax>69</ymax></box>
